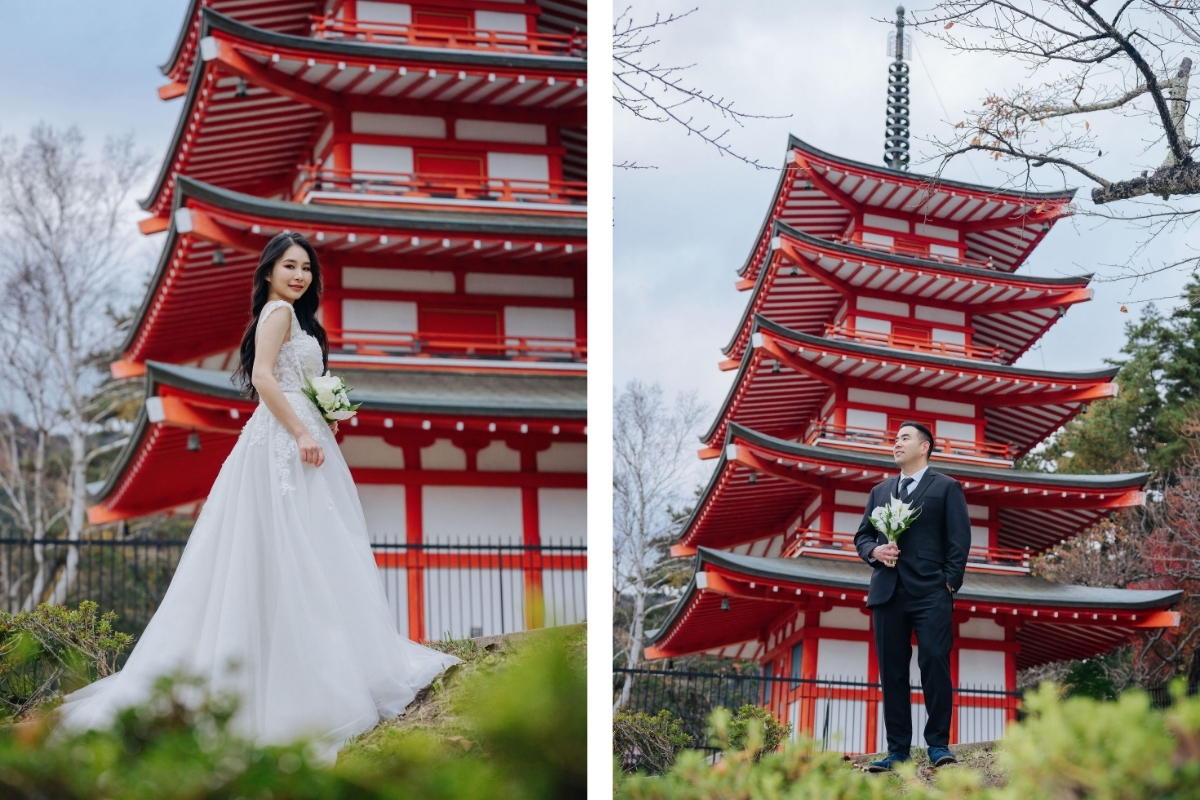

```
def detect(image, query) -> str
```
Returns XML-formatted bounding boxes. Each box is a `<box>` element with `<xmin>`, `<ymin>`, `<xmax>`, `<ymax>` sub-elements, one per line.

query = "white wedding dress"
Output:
<box><xmin>56</xmin><ymin>300</ymin><xmax>459</xmax><ymax>759</ymax></box>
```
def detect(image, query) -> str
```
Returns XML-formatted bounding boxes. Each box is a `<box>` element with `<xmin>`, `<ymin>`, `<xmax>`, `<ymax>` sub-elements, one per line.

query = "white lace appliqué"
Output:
<box><xmin>254</xmin><ymin>300</ymin><xmax>328</xmax><ymax>494</ymax></box>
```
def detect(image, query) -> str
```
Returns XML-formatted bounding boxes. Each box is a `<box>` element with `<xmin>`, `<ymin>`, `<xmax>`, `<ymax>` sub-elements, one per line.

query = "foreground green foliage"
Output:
<box><xmin>616</xmin><ymin>682</ymin><xmax>1200</xmax><ymax>799</ymax></box>
<box><xmin>0</xmin><ymin>626</ymin><xmax>584</xmax><ymax>799</ymax></box>
<box><xmin>0</xmin><ymin>601</ymin><xmax>132</xmax><ymax>722</ymax></box>
<box><xmin>613</xmin><ymin>709</ymin><xmax>693</xmax><ymax>774</ymax></box>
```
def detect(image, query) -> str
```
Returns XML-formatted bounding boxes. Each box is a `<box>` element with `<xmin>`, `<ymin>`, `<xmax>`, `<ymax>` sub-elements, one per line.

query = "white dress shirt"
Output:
<box><xmin>868</xmin><ymin>465</ymin><xmax>929</xmax><ymax>563</ymax></box>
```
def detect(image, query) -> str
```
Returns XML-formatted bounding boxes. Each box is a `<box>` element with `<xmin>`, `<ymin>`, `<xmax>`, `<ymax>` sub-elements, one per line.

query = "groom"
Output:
<box><xmin>853</xmin><ymin>422</ymin><xmax>970</xmax><ymax>771</ymax></box>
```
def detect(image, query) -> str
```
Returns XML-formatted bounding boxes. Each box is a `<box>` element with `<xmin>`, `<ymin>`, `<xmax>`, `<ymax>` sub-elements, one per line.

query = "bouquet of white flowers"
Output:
<box><xmin>302</xmin><ymin>374</ymin><xmax>361</xmax><ymax>422</ymax></box>
<box><xmin>869</xmin><ymin>495</ymin><xmax>922</xmax><ymax>544</ymax></box>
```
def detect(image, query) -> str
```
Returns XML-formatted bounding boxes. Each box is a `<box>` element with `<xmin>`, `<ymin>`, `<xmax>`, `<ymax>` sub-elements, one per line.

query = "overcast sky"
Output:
<box><xmin>614</xmin><ymin>0</ymin><xmax>1198</xmax><ymax>436</ymax></box>
<box><xmin>0</xmin><ymin>1</ymin><xmax>195</xmax><ymax>278</ymax></box>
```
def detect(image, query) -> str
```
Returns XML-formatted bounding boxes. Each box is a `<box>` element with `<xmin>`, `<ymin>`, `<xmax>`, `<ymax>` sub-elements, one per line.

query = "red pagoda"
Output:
<box><xmin>643</xmin><ymin>134</ymin><xmax>1182</xmax><ymax>752</ymax></box>
<box><xmin>90</xmin><ymin>0</ymin><xmax>588</xmax><ymax>643</ymax></box>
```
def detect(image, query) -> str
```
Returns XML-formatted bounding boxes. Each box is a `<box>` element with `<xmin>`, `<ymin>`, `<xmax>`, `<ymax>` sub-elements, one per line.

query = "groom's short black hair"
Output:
<box><xmin>897</xmin><ymin>421</ymin><xmax>936</xmax><ymax>454</ymax></box>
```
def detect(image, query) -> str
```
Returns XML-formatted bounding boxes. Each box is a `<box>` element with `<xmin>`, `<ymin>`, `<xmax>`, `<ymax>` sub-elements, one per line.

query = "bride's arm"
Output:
<box><xmin>252</xmin><ymin>309</ymin><xmax>325</xmax><ymax>467</ymax></box>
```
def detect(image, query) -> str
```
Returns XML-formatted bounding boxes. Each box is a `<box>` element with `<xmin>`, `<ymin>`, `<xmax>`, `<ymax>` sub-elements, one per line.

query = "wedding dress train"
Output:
<box><xmin>56</xmin><ymin>300</ymin><xmax>459</xmax><ymax>758</ymax></box>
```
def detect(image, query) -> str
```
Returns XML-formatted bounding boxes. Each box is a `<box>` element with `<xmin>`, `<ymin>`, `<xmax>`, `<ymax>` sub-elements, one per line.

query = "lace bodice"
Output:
<box><xmin>256</xmin><ymin>300</ymin><xmax>324</xmax><ymax>392</ymax></box>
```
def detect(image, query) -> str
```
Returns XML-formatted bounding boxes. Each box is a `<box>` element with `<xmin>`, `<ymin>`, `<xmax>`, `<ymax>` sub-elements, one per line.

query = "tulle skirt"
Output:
<box><xmin>55</xmin><ymin>392</ymin><xmax>459</xmax><ymax>759</ymax></box>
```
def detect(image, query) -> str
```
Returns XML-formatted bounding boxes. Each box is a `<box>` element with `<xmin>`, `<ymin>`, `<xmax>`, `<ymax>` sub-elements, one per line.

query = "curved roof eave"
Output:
<box><xmin>726</xmin><ymin>421</ymin><xmax>1151</xmax><ymax>489</ymax></box>
<box><xmin>120</xmin><ymin>225</ymin><xmax>180</xmax><ymax>355</ymax></box>
<box><xmin>89</xmin><ymin>407</ymin><xmax>150</xmax><ymax>504</ymax></box>
<box><xmin>140</xmin><ymin>51</ymin><xmax>208</xmax><ymax>211</ymax></box>
<box><xmin>774</xmin><ymin>220</ymin><xmax>1093</xmax><ymax>287</ymax></box>
<box><xmin>753</xmin><ymin>314</ymin><xmax>1120</xmax><ymax>382</ymax></box>
<box><xmin>720</xmin><ymin>219</ymin><xmax>1093</xmax><ymax>358</ymax></box>
<box><xmin>203</xmin><ymin>8</ymin><xmax>589</xmax><ymax>73</ymax></box>
<box><xmin>176</xmin><ymin>175</ymin><xmax>588</xmax><ymax>237</ymax></box>
<box><xmin>160</xmin><ymin>0</ymin><xmax>201</xmax><ymax>77</ymax></box>
<box><xmin>787</xmin><ymin>134</ymin><xmax>1078</xmax><ymax>202</ymax></box>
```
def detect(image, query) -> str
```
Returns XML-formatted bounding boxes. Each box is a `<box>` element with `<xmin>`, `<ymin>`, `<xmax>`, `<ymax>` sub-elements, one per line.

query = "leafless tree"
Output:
<box><xmin>0</xmin><ymin>124</ymin><xmax>149</xmax><ymax>610</ymax></box>
<box><xmin>909</xmin><ymin>1</ymin><xmax>1200</xmax><ymax>282</ymax></box>
<box><xmin>613</xmin><ymin>380</ymin><xmax>706</xmax><ymax>710</ymax></box>
<box><xmin>613</xmin><ymin>6</ymin><xmax>787</xmax><ymax>169</ymax></box>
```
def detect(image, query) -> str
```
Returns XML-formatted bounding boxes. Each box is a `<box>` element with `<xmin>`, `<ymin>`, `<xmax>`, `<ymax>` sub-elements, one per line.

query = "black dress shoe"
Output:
<box><xmin>866</xmin><ymin>752</ymin><xmax>911</xmax><ymax>772</ymax></box>
<box><xmin>927</xmin><ymin>745</ymin><xmax>957</xmax><ymax>766</ymax></box>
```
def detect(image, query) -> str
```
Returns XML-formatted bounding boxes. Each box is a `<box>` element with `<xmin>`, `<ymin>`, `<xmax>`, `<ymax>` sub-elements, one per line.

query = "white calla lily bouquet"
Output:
<box><xmin>869</xmin><ymin>495</ymin><xmax>922</xmax><ymax>544</ymax></box>
<box><xmin>303</xmin><ymin>374</ymin><xmax>361</xmax><ymax>422</ymax></box>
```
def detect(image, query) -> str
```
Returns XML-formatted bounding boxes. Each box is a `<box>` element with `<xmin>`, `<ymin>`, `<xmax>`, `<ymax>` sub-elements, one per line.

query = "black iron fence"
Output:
<box><xmin>0</xmin><ymin>538</ymin><xmax>586</xmax><ymax>648</ymax></box>
<box><xmin>614</xmin><ymin>666</ymin><xmax>1020</xmax><ymax>754</ymax></box>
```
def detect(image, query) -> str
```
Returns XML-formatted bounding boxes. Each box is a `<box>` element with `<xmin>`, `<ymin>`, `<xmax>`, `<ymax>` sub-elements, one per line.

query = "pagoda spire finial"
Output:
<box><xmin>884</xmin><ymin>5</ymin><xmax>911</xmax><ymax>171</ymax></box>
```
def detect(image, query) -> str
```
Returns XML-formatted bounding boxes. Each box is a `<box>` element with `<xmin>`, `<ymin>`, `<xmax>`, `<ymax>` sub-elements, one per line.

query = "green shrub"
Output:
<box><xmin>614</xmin><ymin>709</ymin><xmax>692</xmax><ymax>774</ymax></box>
<box><xmin>716</xmin><ymin>704</ymin><xmax>792</xmax><ymax>760</ymax></box>
<box><xmin>0</xmin><ymin>601</ymin><xmax>132</xmax><ymax>722</ymax></box>
<box><xmin>0</xmin><ymin>626</ymin><xmax>584</xmax><ymax>799</ymax></box>
<box><xmin>616</xmin><ymin>681</ymin><xmax>1200</xmax><ymax>800</ymax></box>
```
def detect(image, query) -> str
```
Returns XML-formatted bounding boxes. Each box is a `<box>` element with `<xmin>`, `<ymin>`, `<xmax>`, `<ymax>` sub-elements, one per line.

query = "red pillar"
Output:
<box><xmin>404</xmin><ymin>444</ymin><xmax>425</xmax><ymax>642</ymax></box>
<box><xmin>520</xmin><ymin>448</ymin><xmax>544</xmax><ymax>629</ymax></box>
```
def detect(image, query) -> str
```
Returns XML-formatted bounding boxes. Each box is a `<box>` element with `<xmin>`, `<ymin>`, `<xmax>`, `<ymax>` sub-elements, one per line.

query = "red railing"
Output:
<box><xmin>329</xmin><ymin>330</ymin><xmax>587</xmax><ymax>362</ymax></box>
<box><xmin>296</xmin><ymin>167</ymin><xmax>587</xmax><ymax>207</ymax></box>
<box><xmin>837</xmin><ymin>234</ymin><xmax>999</xmax><ymax>271</ymax></box>
<box><xmin>805</xmin><ymin>423</ymin><xmax>1016</xmax><ymax>463</ymax></box>
<box><xmin>311</xmin><ymin>16</ymin><xmax>587</xmax><ymax>57</ymax></box>
<box><xmin>781</xmin><ymin>529</ymin><xmax>1032</xmax><ymax>572</ymax></box>
<box><xmin>824</xmin><ymin>322</ymin><xmax>1006</xmax><ymax>362</ymax></box>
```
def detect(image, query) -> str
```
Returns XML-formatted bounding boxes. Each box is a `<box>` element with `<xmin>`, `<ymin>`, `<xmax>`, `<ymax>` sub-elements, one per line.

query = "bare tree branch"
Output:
<box><xmin>612</xmin><ymin>6</ymin><xmax>788</xmax><ymax>170</ymax></box>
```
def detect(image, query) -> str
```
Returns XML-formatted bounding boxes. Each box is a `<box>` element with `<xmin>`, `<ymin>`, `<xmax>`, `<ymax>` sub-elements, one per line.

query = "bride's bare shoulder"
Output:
<box><xmin>256</xmin><ymin>302</ymin><xmax>293</xmax><ymax>345</ymax></box>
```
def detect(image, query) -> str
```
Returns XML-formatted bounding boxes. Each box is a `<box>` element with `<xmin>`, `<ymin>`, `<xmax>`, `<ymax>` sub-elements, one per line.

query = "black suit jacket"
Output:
<box><xmin>853</xmin><ymin>469</ymin><xmax>971</xmax><ymax>607</ymax></box>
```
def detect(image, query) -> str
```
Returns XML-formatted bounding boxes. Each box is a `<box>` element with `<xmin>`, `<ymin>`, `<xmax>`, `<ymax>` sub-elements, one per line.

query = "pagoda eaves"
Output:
<box><xmin>90</xmin><ymin>361</ymin><xmax>586</xmax><ymax>524</ymax></box>
<box><xmin>646</xmin><ymin>548</ymin><xmax>1180</xmax><ymax>669</ymax></box>
<box><xmin>703</xmin><ymin>315</ymin><xmax>1118</xmax><ymax>457</ymax></box>
<box><xmin>737</xmin><ymin>135</ymin><xmax>1075</xmax><ymax>285</ymax></box>
<box><xmin>680</xmin><ymin>423</ymin><xmax>1147</xmax><ymax>557</ymax></box>
<box><xmin>142</xmin><ymin>9</ymin><xmax>587</xmax><ymax>224</ymax></box>
<box><xmin>722</xmin><ymin>221</ymin><xmax>1094</xmax><ymax>365</ymax></box>
<box><xmin>119</xmin><ymin>176</ymin><xmax>584</xmax><ymax>370</ymax></box>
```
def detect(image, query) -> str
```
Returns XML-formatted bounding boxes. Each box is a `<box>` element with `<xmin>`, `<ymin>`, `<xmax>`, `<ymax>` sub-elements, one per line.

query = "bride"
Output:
<box><xmin>55</xmin><ymin>232</ymin><xmax>459</xmax><ymax>758</ymax></box>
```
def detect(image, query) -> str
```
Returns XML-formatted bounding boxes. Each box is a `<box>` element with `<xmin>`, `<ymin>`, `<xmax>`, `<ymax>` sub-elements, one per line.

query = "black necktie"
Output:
<box><xmin>899</xmin><ymin>476</ymin><xmax>914</xmax><ymax>501</ymax></box>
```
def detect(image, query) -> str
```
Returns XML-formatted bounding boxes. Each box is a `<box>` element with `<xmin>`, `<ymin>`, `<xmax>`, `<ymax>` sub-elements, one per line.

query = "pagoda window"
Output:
<box><xmin>959</xmin><ymin>649</ymin><xmax>1007</xmax><ymax>691</ymax></box>
<box><xmin>504</xmin><ymin>305</ymin><xmax>576</xmax><ymax>345</ymax></box>
<box><xmin>914</xmin><ymin>304</ymin><xmax>965</xmax><ymax>327</ymax></box>
<box><xmin>342</xmin><ymin>267</ymin><xmax>455</xmax><ymax>293</ymax></box>
<box><xmin>352</xmin><ymin>143</ymin><xmax>415</xmax><ymax>177</ymax></box>
<box><xmin>790</xmin><ymin>641</ymin><xmax>804</xmax><ymax>687</ymax></box>
<box><xmin>846</xmin><ymin>387</ymin><xmax>909</xmax><ymax>409</ymax></box>
<box><xmin>914</xmin><ymin>397</ymin><xmax>975</xmax><ymax>418</ymax></box>
<box><xmin>343</xmin><ymin>298</ymin><xmax>418</xmax><ymax>335</ymax></box>
<box><xmin>464</xmin><ymin>273</ymin><xmax>574</xmax><ymax>298</ymax></box>
<box><xmin>487</xmin><ymin>152</ymin><xmax>551</xmax><ymax>188</ymax></box>
<box><xmin>537</xmin><ymin>442</ymin><xmax>587</xmax><ymax>473</ymax></box>
<box><xmin>816</xmin><ymin>638</ymin><xmax>869</xmax><ymax>680</ymax></box>
<box><xmin>455</xmin><ymin>120</ymin><xmax>547</xmax><ymax>145</ymax></box>
<box><xmin>959</xmin><ymin>617</ymin><xmax>1005</xmax><ymax>641</ymax></box>
<box><xmin>424</xmin><ymin>485</ymin><xmax>522</xmax><ymax>543</ymax></box>
<box><xmin>539</xmin><ymin>488</ymin><xmax>587</xmax><ymax>544</ymax></box>
<box><xmin>342</xmin><ymin>437</ymin><xmax>407</xmax><ymax>469</ymax></box>
<box><xmin>353</xmin><ymin>112</ymin><xmax>447</xmax><ymax>139</ymax></box>
<box><xmin>355</xmin><ymin>2</ymin><xmax>413</xmax><ymax>25</ymax></box>
<box><xmin>856</xmin><ymin>296</ymin><xmax>909</xmax><ymax>318</ymax></box>
<box><xmin>934</xmin><ymin>419</ymin><xmax>977</xmax><ymax>443</ymax></box>
<box><xmin>845</xmin><ymin>407</ymin><xmax>886</xmax><ymax>432</ymax></box>
<box><xmin>356</xmin><ymin>484</ymin><xmax>407</xmax><ymax>543</ymax></box>
<box><xmin>421</xmin><ymin>439</ymin><xmax>467</xmax><ymax>470</ymax></box>
<box><xmin>860</xmin><ymin>231</ymin><xmax>895</xmax><ymax>249</ymax></box>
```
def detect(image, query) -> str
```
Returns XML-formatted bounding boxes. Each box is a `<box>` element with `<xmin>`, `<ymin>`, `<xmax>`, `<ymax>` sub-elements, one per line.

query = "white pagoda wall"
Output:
<box><xmin>345</xmin><ymin>435</ymin><xmax>585</xmax><ymax>640</ymax></box>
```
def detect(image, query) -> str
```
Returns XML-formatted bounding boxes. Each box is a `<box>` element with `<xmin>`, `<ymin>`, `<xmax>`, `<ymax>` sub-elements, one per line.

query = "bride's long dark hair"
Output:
<box><xmin>233</xmin><ymin>232</ymin><xmax>329</xmax><ymax>399</ymax></box>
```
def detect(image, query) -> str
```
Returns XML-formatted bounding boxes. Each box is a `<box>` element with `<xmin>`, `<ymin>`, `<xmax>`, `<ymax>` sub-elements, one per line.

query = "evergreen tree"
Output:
<box><xmin>1036</xmin><ymin>279</ymin><xmax>1200</xmax><ymax>476</ymax></box>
